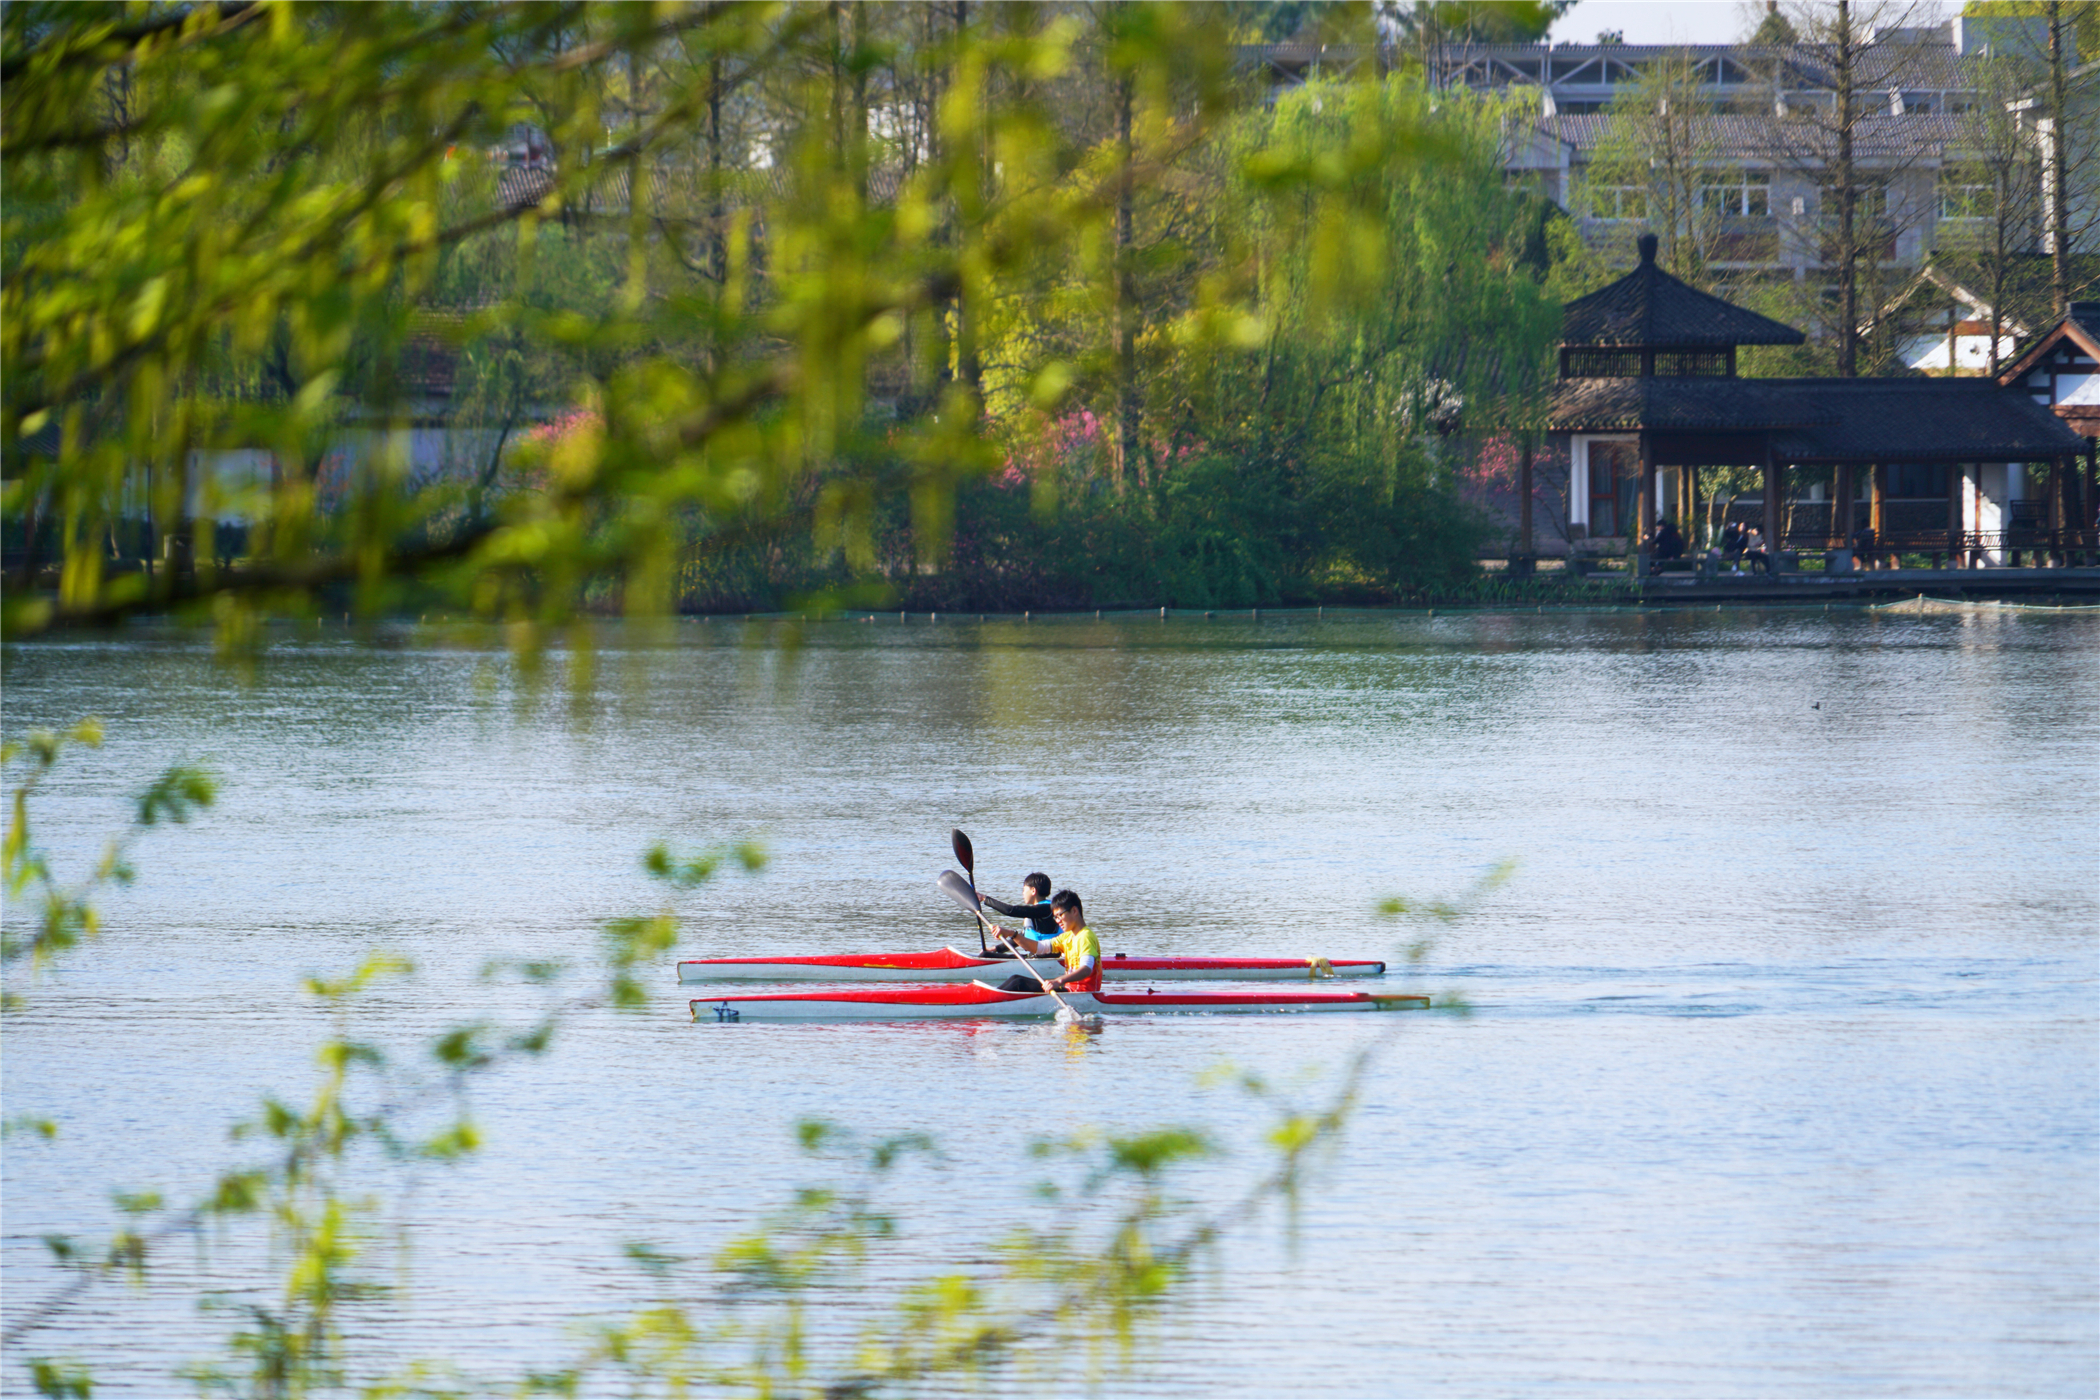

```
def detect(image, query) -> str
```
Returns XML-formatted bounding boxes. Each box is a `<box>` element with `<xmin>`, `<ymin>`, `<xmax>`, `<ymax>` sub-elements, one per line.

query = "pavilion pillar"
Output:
<box><xmin>1637</xmin><ymin>432</ymin><xmax>1656</xmax><ymax>576</ymax></box>
<box><xmin>1947</xmin><ymin>464</ymin><xmax>1966</xmax><ymax>569</ymax></box>
<box><xmin>1870</xmin><ymin>463</ymin><xmax>1887</xmax><ymax>568</ymax></box>
<box><xmin>2048</xmin><ymin>458</ymin><xmax>2065</xmax><ymax>565</ymax></box>
<box><xmin>1685</xmin><ymin>465</ymin><xmax>1701</xmax><ymax>545</ymax></box>
<box><xmin>2087</xmin><ymin>437</ymin><xmax>2098</xmax><ymax>561</ymax></box>
<box><xmin>1834</xmin><ymin>463</ymin><xmax>1855</xmax><ymax>548</ymax></box>
<box><xmin>1515</xmin><ymin>434</ymin><xmax>1535</xmax><ymax>575</ymax></box>
<box><xmin>1761</xmin><ymin>445</ymin><xmax>1782</xmax><ymax>570</ymax></box>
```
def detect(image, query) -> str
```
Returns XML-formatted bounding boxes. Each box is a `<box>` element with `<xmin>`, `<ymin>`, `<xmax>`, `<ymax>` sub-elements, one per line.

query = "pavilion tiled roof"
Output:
<box><xmin>1562</xmin><ymin>234</ymin><xmax>1807</xmax><ymax>348</ymax></box>
<box><xmin>1553</xmin><ymin>375</ymin><xmax>2082</xmax><ymax>460</ymax></box>
<box><xmin>1767</xmin><ymin>378</ymin><xmax>2084</xmax><ymax>461</ymax></box>
<box><xmin>1551</xmin><ymin>376</ymin><xmax>1834</xmax><ymax>432</ymax></box>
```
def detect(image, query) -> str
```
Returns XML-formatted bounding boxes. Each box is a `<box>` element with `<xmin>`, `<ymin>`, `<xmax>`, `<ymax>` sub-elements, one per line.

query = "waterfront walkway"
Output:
<box><xmin>1627</xmin><ymin>564</ymin><xmax>2100</xmax><ymax>603</ymax></box>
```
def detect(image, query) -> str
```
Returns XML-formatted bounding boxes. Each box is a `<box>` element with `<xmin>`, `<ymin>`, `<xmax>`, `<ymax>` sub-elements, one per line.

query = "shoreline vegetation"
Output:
<box><xmin>3</xmin><ymin>3</ymin><xmax>1568</xmax><ymax>648</ymax></box>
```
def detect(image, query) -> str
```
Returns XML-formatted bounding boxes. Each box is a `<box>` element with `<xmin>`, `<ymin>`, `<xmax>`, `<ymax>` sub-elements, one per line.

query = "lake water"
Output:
<box><xmin>4</xmin><ymin>608</ymin><xmax>2096</xmax><ymax>1398</ymax></box>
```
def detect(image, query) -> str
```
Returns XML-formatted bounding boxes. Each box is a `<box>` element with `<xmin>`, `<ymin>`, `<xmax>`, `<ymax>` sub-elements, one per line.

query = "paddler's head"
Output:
<box><xmin>1022</xmin><ymin>872</ymin><xmax>1050</xmax><ymax>902</ymax></box>
<box><xmin>1050</xmin><ymin>890</ymin><xmax>1084</xmax><ymax>931</ymax></box>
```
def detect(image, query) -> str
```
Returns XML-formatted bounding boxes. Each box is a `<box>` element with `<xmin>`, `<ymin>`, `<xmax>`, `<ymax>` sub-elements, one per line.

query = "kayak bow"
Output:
<box><xmin>677</xmin><ymin>946</ymin><xmax>1388</xmax><ymax>984</ymax></box>
<box><xmin>690</xmin><ymin>980</ymin><xmax>1430</xmax><ymax>1022</ymax></box>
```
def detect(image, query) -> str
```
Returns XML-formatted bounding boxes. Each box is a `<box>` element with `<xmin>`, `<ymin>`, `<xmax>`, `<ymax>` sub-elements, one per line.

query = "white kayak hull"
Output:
<box><xmin>691</xmin><ymin>980</ymin><xmax>1430</xmax><ymax>1022</ymax></box>
<box><xmin>677</xmin><ymin>946</ymin><xmax>1387</xmax><ymax>984</ymax></box>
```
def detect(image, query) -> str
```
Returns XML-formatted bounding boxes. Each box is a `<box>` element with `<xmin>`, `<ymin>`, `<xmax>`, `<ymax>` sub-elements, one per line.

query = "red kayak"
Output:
<box><xmin>690</xmin><ymin>980</ymin><xmax>1431</xmax><ymax>1021</ymax></box>
<box><xmin>676</xmin><ymin>946</ymin><xmax>1387</xmax><ymax>984</ymax></box>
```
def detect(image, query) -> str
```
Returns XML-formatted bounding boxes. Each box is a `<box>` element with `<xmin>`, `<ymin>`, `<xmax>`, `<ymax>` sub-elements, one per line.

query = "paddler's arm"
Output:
<box><xmin>981</xmin><ymin>895</ymin><xmax>1051</xmax><ymax>924</ymax></box>
<box><xmin>1043</xmin><ymin>954</ymin><xmax>1097</xmax><ymax>990</ymax></box>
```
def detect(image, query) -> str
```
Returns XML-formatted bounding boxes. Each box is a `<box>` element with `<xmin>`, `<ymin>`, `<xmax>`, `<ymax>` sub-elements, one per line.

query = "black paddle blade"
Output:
<box><xmin>936</xmin><ymin>870</ymin><xmax>982</xmax><ymax>912</ymax></box>
<box><xmin>950</xmin><ymin>828</ymin><xmax>975</xmax><ymax>875</ymax></box>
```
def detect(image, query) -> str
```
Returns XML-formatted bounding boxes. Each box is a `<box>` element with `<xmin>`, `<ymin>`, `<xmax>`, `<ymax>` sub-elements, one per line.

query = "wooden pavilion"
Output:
<box><xmin>1533</xmin><ymin>234</ymin><xmax>2090</xmax><ymax>571</ymax></box>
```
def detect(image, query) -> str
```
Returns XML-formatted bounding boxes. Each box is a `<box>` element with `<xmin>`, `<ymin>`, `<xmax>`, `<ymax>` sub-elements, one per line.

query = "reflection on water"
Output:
<box><xmin>3</xmin><ymin>610</ymin><xmax>2096</xmax><ymax>1397</ymax></box>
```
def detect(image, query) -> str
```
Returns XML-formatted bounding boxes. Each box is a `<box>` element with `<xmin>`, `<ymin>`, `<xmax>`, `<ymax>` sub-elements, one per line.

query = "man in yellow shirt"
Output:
<box><xmin>994</xmin><ymin>890</ymin><xmax>1102</xmax><ymax>994</ymax></box>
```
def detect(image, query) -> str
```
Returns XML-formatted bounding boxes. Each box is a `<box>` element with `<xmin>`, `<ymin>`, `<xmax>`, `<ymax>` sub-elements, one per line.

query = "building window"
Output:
<box><xmin>1588</xmin><ymin>182</ymin><xmax>1647</xmax><ymax>219</ymax></box>
<box><xmin>1936</xmin><ymin>168</ymin><xmax>1995</xmax><ymax>221</ymax></box>
<box><xmin>1653</xmin><ymin>348</ymin><xmax>1732</xmax><ymax>377</ymax></box>
<box><xmin>1589</xmin><ymin>442</ymin><xmax>1639</xmax><ymax>537</ymax></box>
<box><xmin>1699</xmin><ymin>170</ymin><xmax>1771</xmax><ymax>217</ymax></box>
<box><xmin>1816</xmin><ymin>177</ymin><xmax>1891</xmax><ymax>223</ymax></box>
<box><xmin>1563</xmin><ymin>348</ymin><xmax>1644</xmax><ymax>377</ymax></box>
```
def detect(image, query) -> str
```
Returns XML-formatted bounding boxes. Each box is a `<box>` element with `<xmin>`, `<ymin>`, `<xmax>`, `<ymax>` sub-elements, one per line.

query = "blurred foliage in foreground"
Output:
<box><xmin>2</xmin><ymin>1</ymin><xmax>1563</xmax><ymax>638</ymax></box>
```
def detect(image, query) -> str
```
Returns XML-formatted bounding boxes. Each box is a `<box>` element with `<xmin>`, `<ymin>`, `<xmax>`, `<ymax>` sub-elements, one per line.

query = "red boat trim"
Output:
<box><xmin>688</xmin><ymin>986</ymin><xmax>1432</xmax><ymax>1011</ymax></box>
<box><xmin>681</xmin><ymin>950</ymin><xmax>1386</xmax><ymax>974</ymax></box>
<box><xmin>681</xmin><ymin>948</ymin><xmax>996</xmax><ymax>972</ymax></box>
<box><xmin>693</xmin><ymin>983</ymin><xmax>1038</xmax><ymax>1007</ymax></box>
<box><xmin>1102</xmin><ymin>957</ymin><xmax>1385</xmax><ymax>972</ymax></box>
<box><xmin>1093</xmin><ymin>990</ymin><xmax>1381</xmax><ymax>1007</ymax></box>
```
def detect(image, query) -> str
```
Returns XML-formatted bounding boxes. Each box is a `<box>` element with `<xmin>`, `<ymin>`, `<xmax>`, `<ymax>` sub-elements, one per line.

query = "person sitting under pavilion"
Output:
<box><xmin>1649</xmin><ymin>519</ymin><xmax>1686</xmax><ymax>573</ymax></box>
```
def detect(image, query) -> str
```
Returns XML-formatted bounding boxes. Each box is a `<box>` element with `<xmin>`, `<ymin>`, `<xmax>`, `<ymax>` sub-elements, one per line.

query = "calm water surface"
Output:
<box><xmin>3</xmin><ymin>609</ymin><xmax>2096</xmax><ymax>1398</ymax></box>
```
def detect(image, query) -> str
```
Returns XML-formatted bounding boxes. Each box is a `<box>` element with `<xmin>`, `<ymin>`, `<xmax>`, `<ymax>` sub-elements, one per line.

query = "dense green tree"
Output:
<box><xmin>4</xmin><ymin>1</ymin><xmax>1571</xmax><ymax>633</ymax></box>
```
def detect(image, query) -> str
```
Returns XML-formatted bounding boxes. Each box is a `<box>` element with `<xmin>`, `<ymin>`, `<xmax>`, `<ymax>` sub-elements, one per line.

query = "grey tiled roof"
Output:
<box><xmin>1562</xmin><ymin>236</ymin><xmax>1807</xmax><ymax>347</ymax></box>
<box><xmin>1538</xmin><ymin>111</ymin><xmax>1965</xmax><ymax>161</ymax></box>
<box><xmin>1768</xmin><ymin>378</ymin><xmax>2084</xmax><ymax>460</ymax></box>
<box><xmin>497</xmin><ymin>165</ymin><xmax>555</xmax><ymax>211</ymax></box>
<box><xmin>1436</xmin><ymin>38</ymin><xmax>1982</xmax><ymax>91</ymax></box>
<box><xmin>1551</xmin><ymin>376</ymin><xmax>1835</xmax><ymax>431</ymax></box>
<box><xmin>1552</xmin><ymin>374</ymin><xmax>2084</xmax><ymax>459</ymax></box>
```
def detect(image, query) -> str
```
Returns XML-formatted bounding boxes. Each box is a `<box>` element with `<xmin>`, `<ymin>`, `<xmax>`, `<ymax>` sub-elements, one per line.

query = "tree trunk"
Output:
<box><xmin>2048</xmin><ymin>0</ymin><xmax>2071</xmax><ymax>319</ymax></box>
<box><xmin>952</xmin><ymin>0</ymin><xmax>982</xmax><ymax>404</ymax></box>
<box><xmin>1518</xmin><ymin>435</ymin><xmax>1535</xmax><ymax>565</ymax></box>
<box><xmin>1988</xmin><ymin>165</ymin><xmax>2009</xmax><ymax>376</ymax></box>
<box><xmin>1114</xmin><ymin>58</ymin><xmax>1138</xmax><ymax>494</ymax></box>
<box><xmin>1834</xmin><ymin>0</ymin><xmax>1859</xmax><ymax>377</ymax></box>
<box><xmin>708</xmin><ymin>52</ymin><xmax>726</xmax><ymax>291</ymax></box>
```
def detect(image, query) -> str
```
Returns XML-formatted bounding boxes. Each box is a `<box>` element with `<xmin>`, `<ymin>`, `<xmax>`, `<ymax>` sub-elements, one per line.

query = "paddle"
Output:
<box><xmin>950</xmin><ymin>827</ymin><xmax>988</xmax><ymax>955</ymax></box>
<box><xmin>937</xmin><ymin>869</ymin><xmax>987</xmax><ymax>915</ymax></box>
